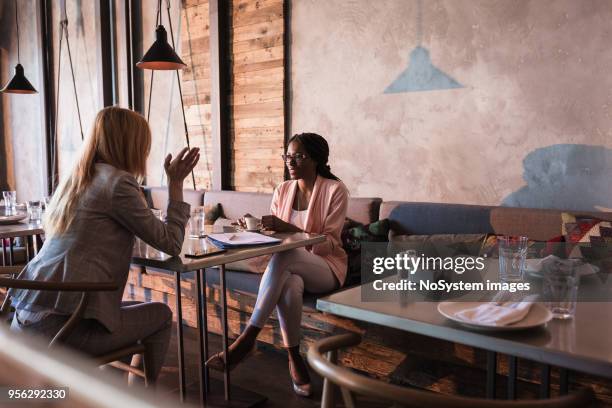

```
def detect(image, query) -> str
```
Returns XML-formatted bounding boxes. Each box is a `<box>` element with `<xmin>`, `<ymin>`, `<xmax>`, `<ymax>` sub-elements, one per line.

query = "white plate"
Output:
<box><xmin>0</xmin><ymin>213</ymin><xmax>27</xmax><ymax>225</ymax></box>
<box><xmin>437</xmin><ymin>301</ymin><xmax>553</xmax><ymax>332</ymax></box>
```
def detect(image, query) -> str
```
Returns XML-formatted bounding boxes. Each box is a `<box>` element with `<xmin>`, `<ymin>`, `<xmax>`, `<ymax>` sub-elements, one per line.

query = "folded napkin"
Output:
<box><xmin>455</xmin><ymin>295</ymin><xmax>539</xmax><ymax>326</ymax></box>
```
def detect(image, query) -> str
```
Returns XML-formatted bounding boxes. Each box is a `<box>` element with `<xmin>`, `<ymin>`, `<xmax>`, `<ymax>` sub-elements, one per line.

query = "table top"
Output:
<box><xmin>318</xmin><ymin>281</ymin><xmax>612</xmax><ymax>379</ymax></box>
<box><xmin>132</xmin><ymin>231</ymin><xmax>326</xmax><ymax>273</ymax></box>
<box><xmin>0</xmin><ymin>221</ymin><xmax>44</xmax><ymax>239</ymax></box>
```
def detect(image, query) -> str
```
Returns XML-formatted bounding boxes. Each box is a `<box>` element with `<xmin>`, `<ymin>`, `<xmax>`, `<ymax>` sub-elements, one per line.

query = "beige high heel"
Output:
<box><xmin>205</xmin><ymin>342</ymin><xmax>257</xmax><ymax>372</ymax></box>
<box><xmin>289</xmin><ymin>360</ymin><xmax>312</xmax><ymax>397</ymax></box>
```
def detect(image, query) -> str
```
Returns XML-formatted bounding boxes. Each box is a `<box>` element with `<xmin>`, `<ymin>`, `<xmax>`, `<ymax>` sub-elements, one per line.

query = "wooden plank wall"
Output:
<box><xmin>181</xmin><ymin>0</ymin><xmax>214</xmax><ymax>190</ymax></box>
<box><xmin>180</xmin><ymin>0</ymin><xmax>285</xmax><ymax>192</ymax></box>
<box><xmin>230</xmin><ymin>0</ymin><xmax>285</xmax><ymax>192</ymax></box>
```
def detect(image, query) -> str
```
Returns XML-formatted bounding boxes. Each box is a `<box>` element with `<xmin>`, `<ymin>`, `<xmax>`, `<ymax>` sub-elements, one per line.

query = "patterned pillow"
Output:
<box><xmin>479</xmin><ymin>234</ymin><xmax>565</xmax><ymax>259</ymax></box>
<box><xmin>562</xmin><ymin>213</ymin><xmax>612</xmax><ymax>259</ymax></box>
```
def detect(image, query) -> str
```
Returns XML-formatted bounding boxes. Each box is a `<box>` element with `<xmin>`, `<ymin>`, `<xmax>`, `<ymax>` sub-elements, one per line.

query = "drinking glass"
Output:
<box><xmin>2</xmin><ymin>191</ymin><xmax>17</xmax><ymax>215</ymax></box>
<box><xmin>543</xmin><ymin>258</ymin><xmax>580</xmax><ymax>319</ymax></box>
<box><xmin>189</xmin><ymin>207</ymin><xmax>206</xmax><ymax>238</ymax></box>
<box><xmin>41</xmin><ymin>196</ymin><xmax>51</xmax><ymax>211</ymax></box>
<box><xmin>498</xmin><ymin>236</ymin><xmax>528</xmax><ymax>283</ymax></box>
<box><xmin>27</xmin><ymin>200</ymin><xmax>43</xmax><ymax>224</ymax></box>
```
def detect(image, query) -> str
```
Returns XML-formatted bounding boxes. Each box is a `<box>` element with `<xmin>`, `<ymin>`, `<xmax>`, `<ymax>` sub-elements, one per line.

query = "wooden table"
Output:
<box><xmin>132</xmin><ymin>230</ymin><xmax>326</xmax><ymax>407</ymax></box>
<box><xmin>317</xmin><ymin>272</ymin><xmax>612</xmax><ymax>400</ymax></box>
<box><xmin>0</xmin><ymin>221</ymin><xmax>44</xmax><ymax>265</ymax></box>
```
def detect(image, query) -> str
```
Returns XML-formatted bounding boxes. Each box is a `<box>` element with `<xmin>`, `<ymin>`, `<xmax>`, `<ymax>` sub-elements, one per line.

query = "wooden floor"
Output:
<box><xmin>154</xmin><ymin>325</ymin><xmax>324</xmax><ymax>407</ymax></box>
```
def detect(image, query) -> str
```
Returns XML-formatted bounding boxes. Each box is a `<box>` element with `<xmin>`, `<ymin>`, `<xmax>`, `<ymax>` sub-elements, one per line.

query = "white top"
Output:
<box><xmin>290</xmin><ymin>209</ymin><xmax>307</xmax><ymax>230</ymax></box>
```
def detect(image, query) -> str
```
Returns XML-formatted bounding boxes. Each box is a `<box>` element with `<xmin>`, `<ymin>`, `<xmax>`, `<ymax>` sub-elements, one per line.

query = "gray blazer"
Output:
<box><xmin>11</xmin><ymin>163</ymin><xmax>190</xmax><ymax>332</ymax></box>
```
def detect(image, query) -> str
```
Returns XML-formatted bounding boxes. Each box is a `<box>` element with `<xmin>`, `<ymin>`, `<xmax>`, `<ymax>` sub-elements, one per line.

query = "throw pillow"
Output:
<box><xmin>204</xmin><ymin>203</ymin><xmax>224</xmax><ymax>225</ymax></box>
<box><xmin>479</xmin><ymin>234</ymin><xmax>565</xmax><ymax>259</ymax></box>
<box><xmin>342</xmin><ymin>218</ymin><xmax>390</xmax><ymax>285</ymax></box>
<box><xmin>562</xmin><ymin>212</ymin><xmax>612</xmax><ymax>259</ymax></box>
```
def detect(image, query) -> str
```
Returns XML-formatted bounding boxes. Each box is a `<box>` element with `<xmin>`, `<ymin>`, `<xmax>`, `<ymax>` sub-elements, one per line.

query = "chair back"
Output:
<box><xmin>0</xmin><ymin>267</ymin><xmax>118</xmax><ymax>346</ymax></box>
<box><xmin>307</xmin><ymin>333</ymin><xmax>596</xmax><ymax>408</ymax></box>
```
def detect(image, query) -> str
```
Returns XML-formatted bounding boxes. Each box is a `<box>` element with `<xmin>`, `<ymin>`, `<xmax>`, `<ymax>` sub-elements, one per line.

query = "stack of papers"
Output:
<box><xmin>207</xmin><ymin>231</ymin><xmax>281</xmax><ymax>249</ymax></box>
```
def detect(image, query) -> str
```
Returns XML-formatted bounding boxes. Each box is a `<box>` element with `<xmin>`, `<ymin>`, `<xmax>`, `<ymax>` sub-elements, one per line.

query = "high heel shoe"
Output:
<box><xmin>205</xmin><ymin>342</ymin><xmax>257</xmax><ymax>372</ymax></box>
<box><xmin>289</xmin><ymin>360</ymin><xmax>312</xmax><ymax>397</ymax></box>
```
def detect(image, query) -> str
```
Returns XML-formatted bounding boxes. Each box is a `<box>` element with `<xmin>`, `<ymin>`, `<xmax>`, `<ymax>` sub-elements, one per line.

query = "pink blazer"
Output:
<box><xmin>271</xmin><ymin>175</ymin><xmax>349</xmax><ymax>286</ymax></box>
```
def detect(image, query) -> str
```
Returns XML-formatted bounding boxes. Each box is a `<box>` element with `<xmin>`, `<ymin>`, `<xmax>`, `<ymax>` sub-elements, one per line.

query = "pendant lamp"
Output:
<box><xmin>137</xmin><ymin>17</ymin><xmax>186</xmax><ymax>70</ymax></box>
<box><xmin>2</xmin><ymin>0</ymin><xmax>38</xmax><ymax>94</ymax></box>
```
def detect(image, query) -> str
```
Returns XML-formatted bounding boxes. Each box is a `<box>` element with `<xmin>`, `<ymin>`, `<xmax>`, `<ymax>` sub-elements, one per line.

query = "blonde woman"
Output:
<box><xmin>9</xmin><ymin>106</ymin><xmax>199</xmax><ymax>384</ymax></box>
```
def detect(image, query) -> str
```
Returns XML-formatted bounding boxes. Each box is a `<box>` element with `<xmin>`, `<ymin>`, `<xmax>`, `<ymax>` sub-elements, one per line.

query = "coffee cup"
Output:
<box><xmin>244</xmin><ymin>216</ymin><xmax>260</xmax><ymax>231</ymax></box>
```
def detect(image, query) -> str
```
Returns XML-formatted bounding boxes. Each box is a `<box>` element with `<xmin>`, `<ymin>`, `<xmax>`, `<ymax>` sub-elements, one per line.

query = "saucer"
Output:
<box><xmin>0</xmin><ymin>213</ymin><xmax>27</xmax><ymax>225</ymax></box>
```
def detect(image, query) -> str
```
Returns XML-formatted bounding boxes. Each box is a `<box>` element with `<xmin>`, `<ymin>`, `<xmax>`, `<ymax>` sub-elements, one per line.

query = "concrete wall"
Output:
<box><xmin>291</xmin><ymin>0</ymin><xmax>612</xmax><ymax>211</ymax></box>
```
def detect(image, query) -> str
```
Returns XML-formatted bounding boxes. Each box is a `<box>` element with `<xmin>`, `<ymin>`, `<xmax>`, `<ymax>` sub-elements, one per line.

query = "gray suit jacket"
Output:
<box><xmin>11</xmin><ymin>163</ymin><xmax>190</xmax><ymax>332</ymax></box>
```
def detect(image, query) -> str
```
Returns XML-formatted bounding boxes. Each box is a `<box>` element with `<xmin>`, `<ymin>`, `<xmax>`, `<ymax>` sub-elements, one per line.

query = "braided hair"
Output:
<box><xmin>288</xmin><ymin>133</ymin><xmax>340</xmax><ymax>181</ymax></box>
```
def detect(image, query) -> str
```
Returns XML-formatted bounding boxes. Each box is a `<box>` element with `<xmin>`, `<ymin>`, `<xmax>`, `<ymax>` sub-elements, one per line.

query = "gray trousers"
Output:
<box><xmin>10</xmin><ymin>301</ymin><xmax>172</xmax><ymax>382</ymax></box>
<box><xmin>250</xmin><ymin>248</ymin><xmax>338</xmax><ymax>347</ymax></box>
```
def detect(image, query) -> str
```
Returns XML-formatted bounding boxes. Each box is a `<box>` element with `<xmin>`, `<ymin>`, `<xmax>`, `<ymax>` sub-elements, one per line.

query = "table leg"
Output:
<box><xmin>34</xmin><ymin>234</ymin><xmax>40</xmax><ymax>255</ymax></box>
<box><xmin>9</xmin><ymin>239</ymin><xmax>14</xmax><ymax>266</ymax></box>
<box><xmin>195</xmin><ymin>268</ymin><xmax>209</xmax><ymax>405</ymax></box>
<box><xmin>220</xmin><ymin>264</ymin><xmax>231</xmax><ymax>401</ymax></box>
<box><xmin>175</xmin><ymin>271</ymin><xmax>186</xmax><ymax>402</ymax></box>
<box><xmin>507</xmin><ymin>356</ymin><xmax>517</xmax><ymax>400</ymax></box>
<box><xmin>486</xmin><ymin>351</ymin><xmax>497</xmax><ymax>399</ymax></box>
<box><xmin>540</xmin><ymin>364</ymin><xmax>550</xmax><ymax>399</ymax></box>
<box><xmin>1</xmin><ymin>239</ymin><xmax>5</xmax><ymax>266</ymax></box>
<box><xmin>25</xmin><ymin>235</ymin><xmax>31</xmax><ymax>261</ymax></box>
<box><xmin>559</xmin><ymin>368</ymin><xmax>569</xmax><ymax>395</ymax></box>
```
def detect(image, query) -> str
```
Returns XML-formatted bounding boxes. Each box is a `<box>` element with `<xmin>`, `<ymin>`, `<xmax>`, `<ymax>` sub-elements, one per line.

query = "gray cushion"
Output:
<box><xmin>347</xmin><ymin>197</ymin><xmax>382</xmax><ymax>224</ymax></box>
<box><xmin>381</xmin><ymin>202</ymin><xmax>494</xmax><ymax>236</ymax></box>
<box><xmin>143</xmin><ymin>186</ymin><xmax>205</xmax><ymax>209</ymax></box>
<box><xmin>380</xmin><ymin>201</ymin><xmax>612</xmax><ymax>241</ymax></box>
<box><xmin>204</xmin><ymin>191</ymin><xmax>272</xmax><ymax>220</ymax></box>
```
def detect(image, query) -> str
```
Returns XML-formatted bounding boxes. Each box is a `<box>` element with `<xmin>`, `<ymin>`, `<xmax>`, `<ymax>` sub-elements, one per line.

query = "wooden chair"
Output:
<box><xmin>0</xmin><ymin>265</ymin><xmax>150</xmax><ymax>386</ymax></box>
<box><xmin>307</xmin><ymin>333</ymin><xmax>597</xmax><ymax>408</ymax></box>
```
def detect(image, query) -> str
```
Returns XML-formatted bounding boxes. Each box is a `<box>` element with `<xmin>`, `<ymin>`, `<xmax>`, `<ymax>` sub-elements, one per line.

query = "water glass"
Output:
<box><xmin>27</xmin><ymin>200</ymin><xmax>43</xmax><ymax>224</ymax></box>
<box><xmin>3</xmin><ymin>191</ymin><xmax>17</xmax><ymax>215</ymax></box>
<box><xmin>498</xmin><ymin>236</ymin><xmax>528</xmax><ymax>283</ymax></box>
<box><xmin>189</xmin><ymin>207</ymin><xmax>206</xmax><ymax>238</ymax></box>
<box><xmin>543</xmin><ymin>258</ymin><xmax>580</xmax><ymax>319</ymax></box>
<box><xmin>42</xmin><ymin>196</ymin><xmax>51</xmax><ymax>211</ymax></box>
<box><xmin>151</xmin><ymin>208</ymin><xmax>164</xmax><ymax>220</ymax></box>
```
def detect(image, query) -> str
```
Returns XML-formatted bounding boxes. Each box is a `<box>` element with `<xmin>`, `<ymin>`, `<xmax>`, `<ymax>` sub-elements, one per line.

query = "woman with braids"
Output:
<box><xmin>207</xmin><ymin>133</ymin><xmax>348</xmax><ymax>397</ymax></box>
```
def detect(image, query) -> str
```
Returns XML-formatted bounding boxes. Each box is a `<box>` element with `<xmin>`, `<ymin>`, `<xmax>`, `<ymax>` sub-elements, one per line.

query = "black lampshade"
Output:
<box><xmin>1</xmin><ymin>64</ymin><xmax>37</xmax><ymax>94</ymax></box>
<box><xmin>137</xmin><ymin>25</ymin><xmax>186</xmax><ymax>70</ymax></box>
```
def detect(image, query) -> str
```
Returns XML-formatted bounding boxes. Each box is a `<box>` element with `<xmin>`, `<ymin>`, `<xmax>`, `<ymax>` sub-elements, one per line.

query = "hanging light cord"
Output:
<box><xmin>147</xmin><ymin>0</ymin><xmax>163</xmax><ymax>122</ymax></box>
<box><xmin>166</xmin><ymin>0</ymin><xmax>196</xmax><ymax>190</ymax></box>
<box><xmin>51</xmin><ymin>0</ymin><xmax>85</xmax><ymax>191</ymax></box>
<box><xmin>14</xmin><ymin>0</ymin><xmax>20</xmax><ymax>63</ymax></box>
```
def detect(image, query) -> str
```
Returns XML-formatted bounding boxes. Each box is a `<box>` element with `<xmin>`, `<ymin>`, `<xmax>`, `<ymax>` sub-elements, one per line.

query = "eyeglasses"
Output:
<box><xmin>281</xmin><ymin>153</ymin><xmax>308</xmax><ymax>163</ymax></box>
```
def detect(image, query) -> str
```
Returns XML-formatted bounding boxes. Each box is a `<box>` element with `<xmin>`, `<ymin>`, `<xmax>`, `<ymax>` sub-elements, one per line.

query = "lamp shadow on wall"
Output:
<box><xmin>502</xmin><ymin>144</ymin><xmax>612</xmax><ymax>212</ymax></box>
<box><xmin>384</xmin><ymin>46</ymin><xmax>463</xmax><ymax>93</ymax></box>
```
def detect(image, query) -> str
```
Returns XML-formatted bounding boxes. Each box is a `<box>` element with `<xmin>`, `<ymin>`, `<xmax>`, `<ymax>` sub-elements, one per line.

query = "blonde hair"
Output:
<box><xmin>44</xmin><ymin>106</ymin><xmax>151</xmax><ymax>237</ymax></box>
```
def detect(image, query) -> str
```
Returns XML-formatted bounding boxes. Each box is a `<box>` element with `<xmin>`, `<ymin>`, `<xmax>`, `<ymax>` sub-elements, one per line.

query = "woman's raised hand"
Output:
<box><xmin>164</xmin><ymin>147</ymin><xmax>200</xmax><ymax>185</ymax></box>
